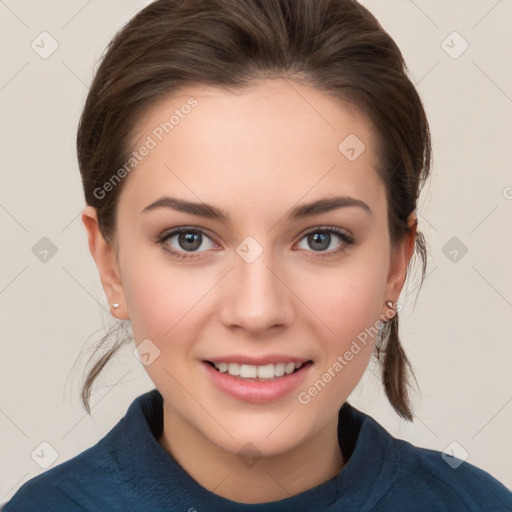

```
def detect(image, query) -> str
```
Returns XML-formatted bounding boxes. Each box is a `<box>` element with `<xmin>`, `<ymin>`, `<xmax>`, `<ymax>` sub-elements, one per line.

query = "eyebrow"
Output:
<box><xmin>141</xmin><ymin>195</ymin><xmax>372</xmax><ymax>222</ymax></box>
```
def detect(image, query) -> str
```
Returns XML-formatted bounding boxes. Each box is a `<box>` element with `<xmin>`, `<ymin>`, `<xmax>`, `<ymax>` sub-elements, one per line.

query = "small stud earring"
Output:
<box><xmin>112</xmin><ymin>303</ymin><xmax>120</xmax><ymax>309</ymax></box>
<box><xmin>380</xmin><ymin>300</ymin><xmax>397</xmax><ymax>324</ymax></box>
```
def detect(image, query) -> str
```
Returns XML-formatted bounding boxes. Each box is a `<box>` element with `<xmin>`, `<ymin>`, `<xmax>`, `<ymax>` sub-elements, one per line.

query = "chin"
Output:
<box><xmin>203</xmin><ymin>412</ymin><xmax>315</xmax><ymax>458</ymax></box>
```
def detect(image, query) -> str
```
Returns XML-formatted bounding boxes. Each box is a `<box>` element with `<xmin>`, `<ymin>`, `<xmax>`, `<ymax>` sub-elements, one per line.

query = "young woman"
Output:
<box><xmin>3</xmin><ymin>0</ymin><xmax>510</xmax><ymax>510</ymax></box>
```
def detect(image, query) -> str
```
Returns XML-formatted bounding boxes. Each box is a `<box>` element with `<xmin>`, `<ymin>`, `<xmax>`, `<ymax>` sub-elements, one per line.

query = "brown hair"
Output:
<box><xmin>77</xmin><ymin>0</ymin><xmax>431</xmax><ymax>420</ymax></box>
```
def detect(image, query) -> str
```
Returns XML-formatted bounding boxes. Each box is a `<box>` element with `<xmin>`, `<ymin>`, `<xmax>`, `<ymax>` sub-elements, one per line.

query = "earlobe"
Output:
<box><xmin>81</xmin><ymin>206</ymin><xmax>129</xmax><ymax>319</ymax></box>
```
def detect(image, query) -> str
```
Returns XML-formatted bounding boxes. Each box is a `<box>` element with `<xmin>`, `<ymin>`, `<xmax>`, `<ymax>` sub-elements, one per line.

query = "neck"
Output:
<box><xmin>158</xmin><ymin>404</ymin><xmax>344</xmax><ymax>504</ymax></box>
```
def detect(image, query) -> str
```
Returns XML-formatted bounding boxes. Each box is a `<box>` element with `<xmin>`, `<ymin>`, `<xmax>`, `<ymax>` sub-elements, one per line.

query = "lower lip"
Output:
<box><xmin>201</xmin><ymin>361</ymin><xmax>312</xmax><ymax>403</ymax></box>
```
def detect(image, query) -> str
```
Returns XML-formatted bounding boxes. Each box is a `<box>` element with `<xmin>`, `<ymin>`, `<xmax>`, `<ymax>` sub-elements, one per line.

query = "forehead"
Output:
<box><xmin>122</xmin><ymin>79</ymin><xmax>383</xmax><ymax>214</ymax></box>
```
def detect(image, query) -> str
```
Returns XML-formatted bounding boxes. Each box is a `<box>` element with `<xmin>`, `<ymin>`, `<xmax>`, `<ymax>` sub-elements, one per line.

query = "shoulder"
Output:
<box><xmin>347</xmin><ymin>406</ymin><xmax>511</xmax><ymax>512</ymax></box>
<box><xmin>1</xmin><ymin>478</ymin><xmax>99</xmax><ymax>512</ymax></box>
<box><xmin>1</xmin><ymin>391</ymin><xmax>160</xmax><ymax>512</ymax></box>
<box><xmin>382</xmin><ymin>435</ymin><xmax>512</xmax><ymax>511</ymax></box>
<box><xmin>1</xmin><ymin>389</ymin><xmax>165</xmax><ymax>511</ymax></box>
<box><xmin>2</xmin><ymin>432</ymin><xmax>126</xmax><ymax>512</ymax></box>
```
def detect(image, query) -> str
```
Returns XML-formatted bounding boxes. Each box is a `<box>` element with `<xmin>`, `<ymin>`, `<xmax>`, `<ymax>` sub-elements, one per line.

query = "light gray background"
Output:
<box><xmin>1</xmin><ymin>0</ymin><xmax>511</xmax><ymax>503</ymax></box>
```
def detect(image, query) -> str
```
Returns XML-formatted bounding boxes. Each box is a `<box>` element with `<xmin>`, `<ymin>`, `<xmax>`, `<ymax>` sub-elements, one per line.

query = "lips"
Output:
<box><xmin>201</xmin><ymin>359</ymin><xmax>313</xmax><ymax>402</ymax></box>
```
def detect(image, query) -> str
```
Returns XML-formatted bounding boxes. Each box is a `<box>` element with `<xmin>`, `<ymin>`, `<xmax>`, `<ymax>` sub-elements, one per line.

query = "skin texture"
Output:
<box><xmin>82</xmin><ymin>78</ymin><xmax>416</xmax><ymax>503</ymax></box>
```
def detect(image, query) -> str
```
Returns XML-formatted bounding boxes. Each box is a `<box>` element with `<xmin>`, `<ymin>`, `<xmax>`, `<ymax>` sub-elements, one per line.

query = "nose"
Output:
<box><xmin>218</xmin><ymin>247</ymin><xmax>295</xmax><ymax>336</ymax></box>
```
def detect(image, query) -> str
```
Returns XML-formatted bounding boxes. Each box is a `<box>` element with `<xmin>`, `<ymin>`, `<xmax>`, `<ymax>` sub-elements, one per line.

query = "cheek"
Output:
<box><xmin>294</xmin><ymin>256</ymin><xmax>387</xmax><ymax>406</ymax></box>
<box><xmin>120</xmin><ymin>245</ymin><xmax>206</xmax><ymax>341</ymax></box>
<box><xmin>122</xmin><ymin>259</ymin><xmax>211</xmax><ymax>394</ymax></box>
<box><xmin>296</xmin><ymin>265</ymin><xmax>384</xmax><ymax>416</ymax></box>
<box><xmin>304</xmin><ymin>258</ymin><xmax>387</xmax><ymax>341</ymax></box>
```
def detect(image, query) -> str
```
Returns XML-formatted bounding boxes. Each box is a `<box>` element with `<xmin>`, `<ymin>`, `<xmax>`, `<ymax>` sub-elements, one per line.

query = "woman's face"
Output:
<box><xmin>86</xmin><ymin>78</ymin><xmax>414</xmax><ymax>458</ymax></box>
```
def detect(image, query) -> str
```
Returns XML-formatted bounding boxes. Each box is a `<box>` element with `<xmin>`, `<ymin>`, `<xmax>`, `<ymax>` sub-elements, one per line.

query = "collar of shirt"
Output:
<box><xmin>111</xmin><ymin>389</ymin><xmax>400</xmax><ymax>511</ymax></box>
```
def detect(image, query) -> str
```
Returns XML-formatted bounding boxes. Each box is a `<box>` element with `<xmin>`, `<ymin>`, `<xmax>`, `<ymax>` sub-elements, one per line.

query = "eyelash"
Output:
<box><xmin>154</xmin><ymin>226</ymin><xmax>355</xmax><ymax>261</ymax></box>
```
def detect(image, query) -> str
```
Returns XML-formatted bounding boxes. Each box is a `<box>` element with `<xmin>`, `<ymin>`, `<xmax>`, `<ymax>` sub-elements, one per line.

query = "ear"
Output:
<box><xmin>81</xmin><ymin>206</ymin><xmax>129</xmax><ymax>320</ymax></box>
<box><xmin>382</xmin><ymin>212</ymin><xmax>417</xmax><ymax>314</ymax></box>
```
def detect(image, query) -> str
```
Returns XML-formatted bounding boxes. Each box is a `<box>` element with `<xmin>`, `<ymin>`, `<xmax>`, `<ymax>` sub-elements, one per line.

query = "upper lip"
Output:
<box><xmin>204</xmin><ymin>355</ymin><xmax>312</xmax><ymax>366</ymax></box>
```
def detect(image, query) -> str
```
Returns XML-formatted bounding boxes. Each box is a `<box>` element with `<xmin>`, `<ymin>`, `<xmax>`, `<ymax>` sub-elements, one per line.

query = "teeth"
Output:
<box><xmin>285</xmin><ymin>362</ymin><xmax>295</xmax><ymax>374</ymax></box>
<box><xmin>212</xmin><ymin>361</ymin><xmax>307</xmax><ymax>379</ymax></box>
<box><xmin>240</xmin><ymin>364</ymin><xmax>257</xmax><ymax>378</ymax></box>
<box><xmin>228</xmin><ymin>362</ymin><xmax>240</xmax><ymax>376</ymax></box>
<box><xmin>274</xmin><ymin>363</ymin><xmax>285</xmax><ymax>377</ymax></box>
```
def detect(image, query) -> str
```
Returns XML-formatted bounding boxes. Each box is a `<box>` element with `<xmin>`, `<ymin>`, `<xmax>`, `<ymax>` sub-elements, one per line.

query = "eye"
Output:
<box><xmin>295</xmin><ymin>227</ymin><xmax>354</xmax><ymax>257</ymax></box>
<box><xmin>156</xmin><ymin>227</ymin><xmax>217</xmax><ymax>260</ymax></box>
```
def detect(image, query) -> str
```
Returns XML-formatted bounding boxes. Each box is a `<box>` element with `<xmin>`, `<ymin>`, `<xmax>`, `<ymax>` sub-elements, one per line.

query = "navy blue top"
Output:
<box><xmin>2</xmin><ymin>389</ymin><xmax>511</xmax><ymax>511</ymax></box>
